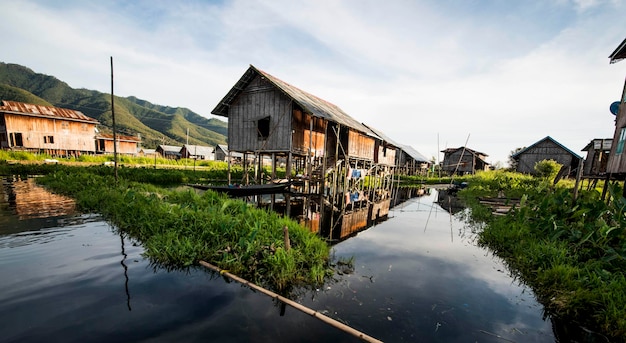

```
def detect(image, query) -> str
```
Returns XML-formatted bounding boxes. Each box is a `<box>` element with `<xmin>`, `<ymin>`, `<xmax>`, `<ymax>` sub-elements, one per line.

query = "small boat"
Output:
<box><xmin>187</xmin><ymin>182</ymin><xmax>291</xmax><ymax>196</ymax></box>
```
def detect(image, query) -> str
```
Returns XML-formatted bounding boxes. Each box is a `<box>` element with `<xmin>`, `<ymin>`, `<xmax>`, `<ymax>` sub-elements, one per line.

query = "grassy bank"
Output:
<box><xmin>458</xmin><ymin>170</ymin><xmax>626</xmax><ymax>341</ymax></box>
<box><xmin>0</xmin><ymin>150</ymin><xmax>287</xmax><ymax>183</ymax></box>
<box><xmin>1</xmin><ymin>163</ymin><xmax>331</xmax><ymax>292</ymax></box>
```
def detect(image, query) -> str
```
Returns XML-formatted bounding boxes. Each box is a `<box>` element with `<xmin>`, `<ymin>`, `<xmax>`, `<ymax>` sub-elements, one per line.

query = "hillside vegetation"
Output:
<box><xmin>0</xmin><ymin>62</ymin><xmax>227</xmax><ymax>149</ymax></box>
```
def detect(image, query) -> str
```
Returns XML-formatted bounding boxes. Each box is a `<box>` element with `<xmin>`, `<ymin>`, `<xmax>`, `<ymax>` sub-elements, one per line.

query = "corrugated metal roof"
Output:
<box><xmin>609</xmin><ymin>37</ymin><xmax>626</xmax><ymax>64</ymax></box>
<box><xmin>361</xmin><ymin>123</ymin><xmax>399</xmax><ymax>147</ymax></box>
<box><xmin>511</xmin><ymin>136</ymin><xmax>581</xmax><ymax>160</ymax></box>
<box><xmin>182</xmin><ymin>144</ymin><xmax>214</xmax><ymax>156</ymax></box>
<box><xmin>400</xmin><ymin>144</ymin><xmax>430</xmax><ymax>163</ymax></box>
<box><xmin>0</xmin><ymin>100</ymin><xmax>99</xmax><ymax>123</ymax></box>
<box><xmin>158</xmin><ymin>145</ymin><xmax>182</xmax><ymax>153</ymax></box>
<box><xmin>441</xmin><ymin>146</ymin><xmax>488</xmax><ymax>157</ymax></box>
<box><xmin>212</xmin><ymin>65</ymin><xmax>373</xmax><ymax>135</ymax></box>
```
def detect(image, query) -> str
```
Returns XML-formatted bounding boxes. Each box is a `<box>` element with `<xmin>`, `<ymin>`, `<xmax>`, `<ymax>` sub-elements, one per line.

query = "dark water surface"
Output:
<box><xmin>0</xmin><ymin>177</ymin><xmax>555</xmax><ymax>342</ymax></box>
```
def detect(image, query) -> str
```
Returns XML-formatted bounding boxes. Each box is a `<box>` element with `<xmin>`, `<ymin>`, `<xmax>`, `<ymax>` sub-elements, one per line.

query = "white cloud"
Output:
<box><xmin>1</xmin><ymin>0</ymin><xmax>626</xmax><ymax>164</ymax></box>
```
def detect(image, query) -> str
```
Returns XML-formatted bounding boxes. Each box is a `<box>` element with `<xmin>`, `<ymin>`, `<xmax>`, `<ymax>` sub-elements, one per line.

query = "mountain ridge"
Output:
<box><xmin>0</xmin><ymin>62</ymin><xmax>227</xmax><ymax>149</ymax></box>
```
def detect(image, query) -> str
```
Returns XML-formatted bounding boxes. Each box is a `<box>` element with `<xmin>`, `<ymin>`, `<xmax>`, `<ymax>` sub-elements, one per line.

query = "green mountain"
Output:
<box><xmin>0</xmin><ymin>62</ymin><xmax>227</xmax><ymax>149</ymax></box>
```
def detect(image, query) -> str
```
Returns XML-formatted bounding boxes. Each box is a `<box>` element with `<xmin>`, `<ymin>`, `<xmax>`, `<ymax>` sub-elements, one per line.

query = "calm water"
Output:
<box><xmin>0</xmin><ymin>177</ymin><xmax>556</xmax><ymax>342</ymax></box>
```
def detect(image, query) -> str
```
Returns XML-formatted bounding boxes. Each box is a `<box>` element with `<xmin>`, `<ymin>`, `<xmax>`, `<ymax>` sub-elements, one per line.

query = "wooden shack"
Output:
<box><xmin>156</xmin><ymin>145</ymin><xmax>182</xmax><ymax>159</ymax></box>
<box><xmin>511</xmin><ymin>136</ymin><xmax>581</xmax><ymax>176</ymax></box>
<box><xmin>582</xmin><ymin>138</ymin><xmax>611</xmax><ymax>176</ymax></box>
<box><xmin>0</xmin><ymin>100</ymin><xmax>98</xmax><ymax>156</ymax></box>
<box><xmin>607</xmin><ymin>37</ymin><xmax>626</xmax><ymax>178</ymax></box>
<box><xmin>397</xmin><ymin>144</ymin><xmax>430</xmax><ymax>176</ymax></box>
<box><xmin>95</xmin><ymin>133</ymin><xmax>140</xmax><ymax>155</ymax></box>
<box><xmin>441</xmin><ymin>147</ymin><xmax>489</xmax><ymax>175</ymax></box>
<box><xmin>180</xmin><ymin>144</ymin><xmax>214</xmax><ymax>160</ymax></box>
<box><xmin>211</xmin><ymin>65</ymin><xmax>379</xmax><ymax>184</ymax></box>
<box><xmin>138</xmin><ymin>148</ymin><xmax>156</xmax><ymax>157</ymax></box>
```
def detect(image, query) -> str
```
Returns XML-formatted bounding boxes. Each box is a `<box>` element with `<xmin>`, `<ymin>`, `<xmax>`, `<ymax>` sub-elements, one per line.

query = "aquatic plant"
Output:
<box><xmin>458</xmin><ymin>171</ymin><xmax>626</xmax><ymax>340</ymax></box>
<box><xmin>36</xmin><ymin>168</ymin><xmax>332</xmax><ymax>292</ymax></box>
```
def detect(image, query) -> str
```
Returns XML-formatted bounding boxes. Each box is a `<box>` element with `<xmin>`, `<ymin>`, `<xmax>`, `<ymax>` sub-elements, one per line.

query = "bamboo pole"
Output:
<box><xmin>110</xmin><ymin>56</ymin><xmax>118</xmax><ymax>182</ymax></box>
<box><xmin>199</xmin><ymin>260</ymin><xmax>383</xmax><ymax>343</ymax></box>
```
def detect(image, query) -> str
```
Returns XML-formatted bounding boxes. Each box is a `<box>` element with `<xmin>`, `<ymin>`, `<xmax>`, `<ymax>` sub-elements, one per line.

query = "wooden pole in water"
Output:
<box><xmin>199</xmin><ymin>260</ymin><xmax>383</xmax><ymax>343</ymax></box>
<box><xmin>110</xmin><ymin>56</ymin><xmax>118</xmax><ymax>182</ymax></box>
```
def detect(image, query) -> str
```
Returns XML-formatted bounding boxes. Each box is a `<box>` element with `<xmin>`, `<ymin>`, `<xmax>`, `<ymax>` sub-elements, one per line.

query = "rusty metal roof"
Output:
<box><xmin>0</xmin><ymin>100</ymin><xmax>99</xmax><ymax>123</ymax></box>
<box><xmin>211</xmin><ymin>65</ymin><xmax>374</xmax><ymax>136</ymax></box>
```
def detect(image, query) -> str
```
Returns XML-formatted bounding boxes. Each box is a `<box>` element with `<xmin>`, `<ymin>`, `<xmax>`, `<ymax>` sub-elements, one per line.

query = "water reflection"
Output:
<box><xmin>245</xmin><ymin>187</ymin><xmax>428</xmax><ymax>242</ymax></box>
<box><xmin>0</xmin><ymin>176</ymin><xmax>78</xmax><ymax>235</ymax></box>
<box><xmin>0</xmin><ymin>177</ymin><xmax>560</xmax><ymax>342</ymax></box>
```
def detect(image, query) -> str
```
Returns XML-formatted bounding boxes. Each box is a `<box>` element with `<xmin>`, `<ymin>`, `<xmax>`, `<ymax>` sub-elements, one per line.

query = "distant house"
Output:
<box><xmin>397</xmin><ymin>144</ymin><xmax>430</xmax><ymax>176</ymax></box>
<box><xmin>0</xmin><ymin>100</ymin><xmax>98</xmax><ymax>156</ymax></box>
<box><xmin>582</xmin><ymin>138</ymin><xmax>612</xmax><ymax>176</ymax></box>
<box><xmin>138</xmin><ymin>148</ymin><xmax>156</xmax><ymax>157</ymax></box>
<box><xmin>95</xmin><ymin>133</ymin><xmax>141</xmax><ymax>155</ymax></box>
<box><xmin>180</xmin><ymin>144</ymin><xmax>214</xmax><ymax>160</ymax></box>
<box><xmin>156</xmin><ymin>145</ymin><xmax>182</xmax><ymax>159</ymax></box>
<box><xmin>214</xmin><ymin>144</ymin><xmax>244</xmax><ymax>162</ymax></box>
<box><xmin>441</xmin><ymin>147</ymin><xmax>489</xmax><ymax>175</ymax></box>
<box><xmin>511</xmin><ymin>136</ymin><xmax>582</xmax><ymax>176</ymax></box>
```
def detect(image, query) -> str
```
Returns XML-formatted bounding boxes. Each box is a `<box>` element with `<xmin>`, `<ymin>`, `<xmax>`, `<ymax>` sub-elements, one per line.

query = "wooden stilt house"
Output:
<box><xmin>211</xmin><ymin>65</ymin><xmax>378</xmax><ymax>186</ymax></box>
<box><xmin>397</xmin><ymin>144</ymin><xmax>430</xmax><ymax>176</ymax></box>
<box><xmin>0</xmin><ymin>100</ymin><xmax>99</xmax><ymax>156</ymax></box>
<box><xmin>441</xmin><ymin>147</ymin><xmax>489</xmax><ymax>175</ymax></box>
<box><xmin>582</xmin><ymin>138</ymin><xmax>611</xmax><ymax>176</ymax></box>
<box><xmin>607</xmin><ymin>37</ymin><xmax>626</xmax><ymax>179</ymax></box>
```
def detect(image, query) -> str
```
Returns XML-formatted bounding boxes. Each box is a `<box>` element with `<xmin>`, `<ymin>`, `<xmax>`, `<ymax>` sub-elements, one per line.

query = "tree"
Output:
<box><xmin>507</xmin><ymin>147</ymin><xmax>524</xmax><ymax>170</ymax></box>
<box><xmin>534</xmin><ymin>159</ymin><xmax>562</xmax><ymax>182</ymax></box>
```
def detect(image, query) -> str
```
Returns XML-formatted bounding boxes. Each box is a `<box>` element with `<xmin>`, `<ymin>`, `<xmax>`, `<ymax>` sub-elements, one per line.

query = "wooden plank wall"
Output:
<box><xmin>292</xmin><ymin>110</ymin><xmax>326</xmax><ymax>157</ymax></box>
<box><xmin>376</xmin><ymin>144</ymin><xmax>396</xmax><ymax>166</ymax></box>
<box><xmin>443</xmin><ymin>150</ymin><xmax>475</xmax><ymax>174</ymax></box>
<box><xmin>516</xmin><ymin>141</ymin><xmax>574</xmax><ymax>174</ymax></box>
<box><xmin>228</xmin><ymin>75</ymin><xmax>292</xmax><ymax>153</ymax></box>
<box><xmin>607</xmin><ymin>78</ymin><xmax>626</xmax><ymax>174</ymax></box>
<box><xmin>99</xmin><ymin>140</ymin><xmax>137</xmax><ymax>155</ymax></box>
<box><xmin>339</xmin><ymin>207</ymin><xmax>369</xmax><ymax>239</ymax></box>
<box><xmin>347</xmin><ymin>130</ymin><xmax>375</xmax><ymax>160</ymax></box>
<box><xmin>4</xmin><ymin>114</ymin><xmax>96</xmax><ymax>152</ymax></box>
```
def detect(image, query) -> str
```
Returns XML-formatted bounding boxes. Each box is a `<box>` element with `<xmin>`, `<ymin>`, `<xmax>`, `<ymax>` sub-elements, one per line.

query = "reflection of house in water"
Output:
<box><xmin>1</xmin><ymin>177</ymin><xmax>77</xmax><ymax>234</ymax></box>
<box><xmin>2</xmin><ymin>177</ymin><xmax>76</xmax><ymax>220</ymax></box>
<box><xmin>435</xmin><ymin>189</ymin><xmax>466</xmax><ymax>214</ymax></box>
<box><xmin>248</xmin><ymin>186</ymin><xmax>426</xmax><ymax>241</ymax></box>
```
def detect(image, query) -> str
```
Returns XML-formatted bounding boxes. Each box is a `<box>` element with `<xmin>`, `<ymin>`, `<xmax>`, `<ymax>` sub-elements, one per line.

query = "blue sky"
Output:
<box><xmin>1</xmin><ymin>0</ymin><xmax>625</xmax><ymax>166</ymax></box>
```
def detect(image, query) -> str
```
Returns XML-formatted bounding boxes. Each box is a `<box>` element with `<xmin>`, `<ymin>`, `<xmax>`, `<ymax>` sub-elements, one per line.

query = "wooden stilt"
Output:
<box><xmin>227</xmin><ymin>150</ymin><xmax>232</xmax><ymax>185</ymax></box>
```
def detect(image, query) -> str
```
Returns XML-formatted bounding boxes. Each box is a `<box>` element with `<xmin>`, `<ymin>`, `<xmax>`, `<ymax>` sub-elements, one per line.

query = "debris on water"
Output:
<box><xmin>440</xmin><ymin>307</ymin><xmax>454</xmax><ymax>314</ymax></box>
<box><xmin>388</xmin><ymin>265</ymin><xmax>392</xmax><ymax>271</ymax></box>
<box><xmin>387</xmin><ymin>316</ymin><xmax>392</xmax><ymax>321</ymax></box>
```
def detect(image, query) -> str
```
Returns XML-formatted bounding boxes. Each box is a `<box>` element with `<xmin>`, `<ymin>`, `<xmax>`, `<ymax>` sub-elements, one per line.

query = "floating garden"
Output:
<box><xmin>458</xmin><ymin>168</ymin><xmax>626</xmax><ymax>341</ymax></box>
<box><xmin>10</xmin><ymin>164</ymin><xmax>332</xmax><ymax>292</ymax></box>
